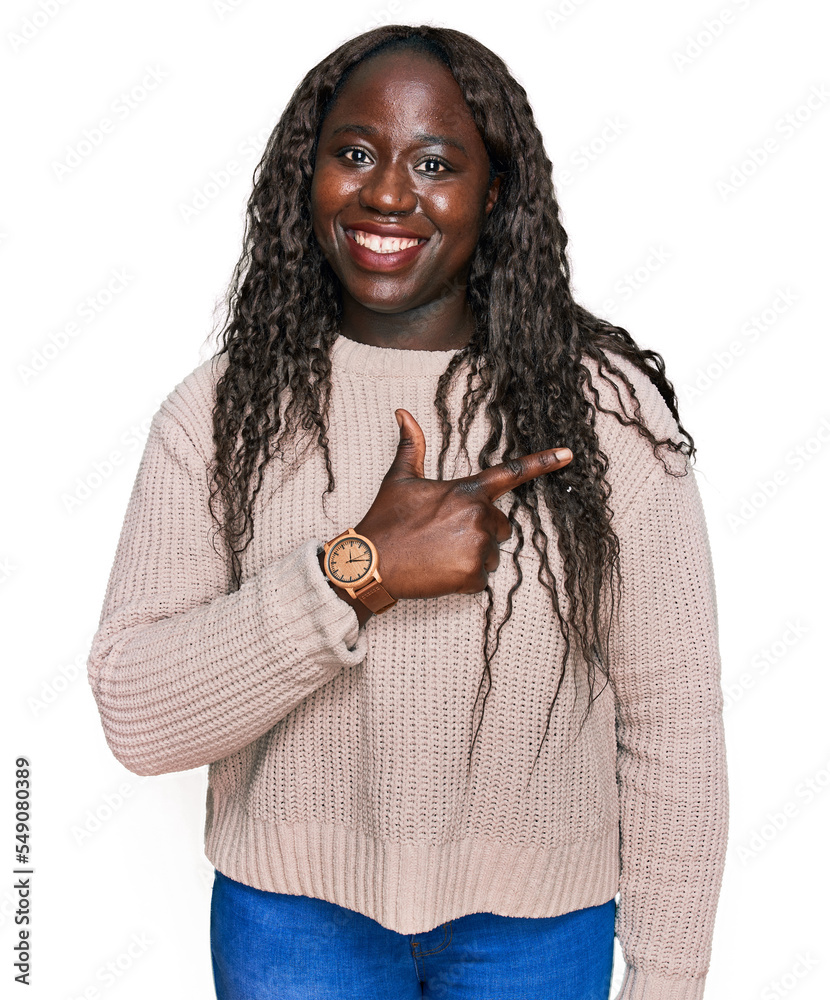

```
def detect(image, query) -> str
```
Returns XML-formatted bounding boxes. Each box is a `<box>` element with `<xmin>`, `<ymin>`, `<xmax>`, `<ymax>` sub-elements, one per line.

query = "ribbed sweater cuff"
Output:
<box><xmin>255</xmin><ymin>537</ymin><xmax>364</xmax><ymax>659</ymax></box>
<box><xmin>615</xmin><ymin>966</ymin><xmax>707</xmax><ymax>1000</ymax></box>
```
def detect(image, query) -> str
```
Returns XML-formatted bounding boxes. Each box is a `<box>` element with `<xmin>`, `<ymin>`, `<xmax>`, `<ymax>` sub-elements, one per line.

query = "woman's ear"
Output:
<box><xmin>484</xmin><ymin>174</ymin><xmax>501</xmax><ymax>216</ymax></box>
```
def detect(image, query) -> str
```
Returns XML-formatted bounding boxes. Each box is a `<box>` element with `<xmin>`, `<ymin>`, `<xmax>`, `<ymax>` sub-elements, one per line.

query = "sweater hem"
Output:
<box><xmin>613</xmin><ymin>965</ymin><xmax>708</xmax><ymax>1000</ymax></box>
<box><xmin>203</xmin><ymin>794</ymin><xmax>621</xmax><ymax>935</ymax></box>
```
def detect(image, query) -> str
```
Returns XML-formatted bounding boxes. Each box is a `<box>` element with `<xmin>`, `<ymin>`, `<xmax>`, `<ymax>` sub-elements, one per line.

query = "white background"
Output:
<box><xmin>3</xmin><ymin>0</ymin><xmax>829</xmax><ymax>997</ymax></box>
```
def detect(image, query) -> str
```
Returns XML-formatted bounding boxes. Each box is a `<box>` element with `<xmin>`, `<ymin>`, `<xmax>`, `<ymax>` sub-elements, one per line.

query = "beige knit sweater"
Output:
<box><xmin>87</xmin><ymin>335</ymin><xmax>729</xmax><ymax>1000</ymax></box>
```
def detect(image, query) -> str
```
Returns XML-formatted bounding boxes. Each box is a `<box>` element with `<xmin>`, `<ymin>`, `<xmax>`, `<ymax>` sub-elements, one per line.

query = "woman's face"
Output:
<box><xmin>310</xmin><ymin>49</ymin><xmax>500</xmax><ymax>317</ymax></box>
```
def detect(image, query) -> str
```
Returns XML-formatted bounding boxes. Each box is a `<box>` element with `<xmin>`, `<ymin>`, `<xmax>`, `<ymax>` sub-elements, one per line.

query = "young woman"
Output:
<box><xmin>87</xmin><ymin>24</ymin><xmax>729</xmax><ymax>1000</ymax></box>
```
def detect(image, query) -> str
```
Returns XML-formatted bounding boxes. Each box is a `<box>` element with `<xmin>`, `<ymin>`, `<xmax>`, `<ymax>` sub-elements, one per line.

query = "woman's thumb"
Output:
<box><xmin>390</xmin><ymin>408</ymin><xmax>426</xmax><ymax>479</ymax></box>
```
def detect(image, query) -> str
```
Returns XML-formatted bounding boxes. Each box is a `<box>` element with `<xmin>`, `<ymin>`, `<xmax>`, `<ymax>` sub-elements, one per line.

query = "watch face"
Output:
<box><xmin>327</xmin><ymin>536</ymin><xmax>374</xmax><ymax>585</ymax></box>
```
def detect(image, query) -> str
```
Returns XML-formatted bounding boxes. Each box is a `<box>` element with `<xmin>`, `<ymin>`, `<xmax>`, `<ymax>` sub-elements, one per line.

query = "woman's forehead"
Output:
<box><xmin>322</xmin><ymin>50</ymin><xmax>477</xmax><ymax>135</ymax></box>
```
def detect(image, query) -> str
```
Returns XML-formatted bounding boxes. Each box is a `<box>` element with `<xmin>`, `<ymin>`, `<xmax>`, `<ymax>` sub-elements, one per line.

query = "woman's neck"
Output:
<box><xmin>337</xmin><ymin>289</ymin><xmax>475</xmax><ymax>352</ymax></box>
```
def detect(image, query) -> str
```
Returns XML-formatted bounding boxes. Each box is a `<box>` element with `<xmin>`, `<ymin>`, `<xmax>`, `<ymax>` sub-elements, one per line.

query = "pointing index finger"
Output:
<box><xmin>472</xmin><ymin>447</ymin><xmax>573</xmax><ymax>502</ymax></box>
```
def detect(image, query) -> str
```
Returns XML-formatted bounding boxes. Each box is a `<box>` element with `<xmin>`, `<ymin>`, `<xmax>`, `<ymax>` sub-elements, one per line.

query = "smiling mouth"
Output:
<box><xmin>346</xmin><ymin>229</ymin><xmax>428</xmax><ymax>255</ymax></box>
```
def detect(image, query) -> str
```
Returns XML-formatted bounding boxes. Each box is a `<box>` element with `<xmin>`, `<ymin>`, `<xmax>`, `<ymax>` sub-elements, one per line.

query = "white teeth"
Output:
<box><xmin>349</xmin><ymin>230</ymin><xmax>424</xmax><ymax>253</ymax></box>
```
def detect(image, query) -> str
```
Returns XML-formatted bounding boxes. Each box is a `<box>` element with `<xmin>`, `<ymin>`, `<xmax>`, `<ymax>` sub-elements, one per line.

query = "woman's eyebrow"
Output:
<box><xmin>414</xmin><ymin>131</ymin><xmax>467</xmax><ymax>155</ymax></box>
<box><xmin>329</xmin><ymin>122</ymin><xmax>376</xmax><ymax>139</ymax></box>
<box><xmin>329</xmin><ymin>122</ymin><xmax>467</xmax><ymax>155</ymax></box>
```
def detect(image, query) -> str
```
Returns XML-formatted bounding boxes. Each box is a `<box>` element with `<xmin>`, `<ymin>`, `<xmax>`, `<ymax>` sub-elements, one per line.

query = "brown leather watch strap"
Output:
<box><xmin>353</xmin><ymin>579</ymin><xmax>397</xmax><ymax>615</ymax></box>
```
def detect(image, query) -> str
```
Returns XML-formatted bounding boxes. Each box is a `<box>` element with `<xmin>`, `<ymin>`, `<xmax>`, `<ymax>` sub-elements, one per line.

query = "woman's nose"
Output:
<box><xmin>358</xmin><ymin>161</ymin><xmax>417</xmax><ymax>214</ymax></box>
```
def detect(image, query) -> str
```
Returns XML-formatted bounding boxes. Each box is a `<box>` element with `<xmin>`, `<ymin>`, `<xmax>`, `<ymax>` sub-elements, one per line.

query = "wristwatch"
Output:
<box><xmin>321</xmin><ymin>528</ymin><xmax>398</xmax><ymax>615</ymax></box>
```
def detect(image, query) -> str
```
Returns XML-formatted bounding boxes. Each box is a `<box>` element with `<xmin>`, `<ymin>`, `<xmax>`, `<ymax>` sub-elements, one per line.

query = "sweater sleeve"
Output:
<box><xmin>86</xmin><ymin>402</ymin><xmax>368</xmax><ymax>777</ymax></box>
<box><xmin>609</xmin><ymin>456</ymin><xmax>729</xmax><ymax>1000</ymax></box>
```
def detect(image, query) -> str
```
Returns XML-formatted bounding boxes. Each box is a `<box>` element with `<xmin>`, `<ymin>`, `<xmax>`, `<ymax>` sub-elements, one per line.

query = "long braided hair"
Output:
<box><xmin>206</xmin><ymin>24</ymin><xmax>694</xmax><ymax>784</ymax></box>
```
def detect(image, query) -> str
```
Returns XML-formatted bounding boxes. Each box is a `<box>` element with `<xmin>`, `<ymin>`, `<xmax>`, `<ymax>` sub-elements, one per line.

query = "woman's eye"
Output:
<box><xmin>340</xmin><ymin>147</ymin><xmax>371</xmax><ymax>164</ymax></box>
<box><xmin>417</xmin><ymin>158</ymin><xmax>450</xmax><ymax>174</ymax></box>
<box><xmin>336</xmin><ymin>149</ymin><xmax>450</xmax><ymax>174</ymax></box>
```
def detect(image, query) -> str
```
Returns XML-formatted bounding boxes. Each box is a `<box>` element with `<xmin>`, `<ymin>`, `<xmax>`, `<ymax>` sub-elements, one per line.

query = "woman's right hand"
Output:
<box><xmin>354</xmin><ymin>408</ymin><xmax>573</xmax><ymax>601</ymax></box>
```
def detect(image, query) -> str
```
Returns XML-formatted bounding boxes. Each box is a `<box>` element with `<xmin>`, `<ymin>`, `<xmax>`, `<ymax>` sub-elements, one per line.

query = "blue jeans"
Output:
<box><xmin>210</xmin><ymin>868</ymin><xmax>616</xmax><ymax>999</ymax></box>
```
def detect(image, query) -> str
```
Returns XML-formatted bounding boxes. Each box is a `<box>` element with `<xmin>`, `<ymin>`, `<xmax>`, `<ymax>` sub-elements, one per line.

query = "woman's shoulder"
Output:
<box><xmin>578</xmin><ymin>349</ymin><xmax>690</xmax><ymax>516</ymax></box>
<box><xmin>152</xmin><ymin>353</ymin><xmax>230</xmax><ymax>465</ymax></box>
<box><xmin>580</xmin><ymin>349</ymin><xmax>679</xmax><ymax>440</ymax></box>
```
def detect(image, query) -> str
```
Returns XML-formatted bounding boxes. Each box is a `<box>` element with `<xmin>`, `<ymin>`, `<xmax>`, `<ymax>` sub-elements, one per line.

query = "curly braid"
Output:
<box><xmin>205</xmin><ymin>24</ymin><xmax>695</xmax><ymax>788</ymax></box>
